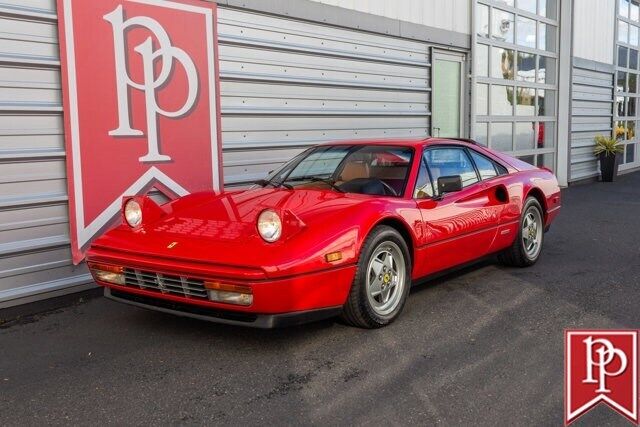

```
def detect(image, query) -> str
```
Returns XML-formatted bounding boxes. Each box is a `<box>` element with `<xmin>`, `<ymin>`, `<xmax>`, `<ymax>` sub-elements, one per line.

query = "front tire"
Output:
<box><xmin>342</xmin><ymin>225</ymin><xmax>411</xmax><ymax>328</ymax></box>
<box><xmin>499</xmin><ymin>197</ymin><xmax>544</xmax><ymax>267</ymax></box>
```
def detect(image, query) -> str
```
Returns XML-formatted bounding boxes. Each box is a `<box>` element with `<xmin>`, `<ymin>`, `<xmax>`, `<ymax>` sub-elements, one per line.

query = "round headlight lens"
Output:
<box><xmin>257</xmin><ymin>209</ymin><xmax>282</xmax><ymax>242</ymax></box>
<box><xmin>124</xmin><ymin>199</ymin><xmax>142</xmax><ymax>228</ymax></box>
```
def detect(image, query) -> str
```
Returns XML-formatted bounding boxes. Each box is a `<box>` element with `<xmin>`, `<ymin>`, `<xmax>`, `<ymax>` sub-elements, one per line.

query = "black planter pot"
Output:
<box><xmin>599</xmin><ymin>152</ymin><xmax>622</xmax><ymax>182</ymax></box>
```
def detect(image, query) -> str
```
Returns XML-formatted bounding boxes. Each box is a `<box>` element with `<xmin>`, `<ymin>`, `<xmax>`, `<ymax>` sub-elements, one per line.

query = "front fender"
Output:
<box><xmin>263</xmin><ymin>198</ymin><xmax>421</xmax><ymax>279</ymax></box>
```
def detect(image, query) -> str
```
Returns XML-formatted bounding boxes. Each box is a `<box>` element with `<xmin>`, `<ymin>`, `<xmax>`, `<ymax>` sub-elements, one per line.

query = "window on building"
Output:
<box><xmin>474</xmin><ymin>0</ymin><xmax>558</xmax><ymax>170</ymax></box>
<box><xmin>539</xmin><ymin>23</ymin><xmax>556</xmax><ymax>51</ymax></box>
<box><xmin>491</xmin><ymin>47</ymin><xmax>515</xmax><ymax>79</ymax></box>
<box><xmin>516</xmin><ymin>52</ymin><xmax>536</xmax><ymax>82</ymax></box>
<box><xmin>476</xmin><ymin>83</ymin><xmax>489</xmax><ymax>116</ymax></box>
<box><xmin>476</xmin><ymin>43</ymin><xmax>489</xmax><ymax>76</ymax></box>
<box><xmin>540</xmin><ymin>0</ymin><xmax>557</xmax><ymax>19</ymax></box>
<box><xmin>477</xmin><ymin>4</ymin><xmax>490</xmax><ymax>38</ymax></box>
<box><xmin>621</xmin><ymin>0</ymin><xmax>631</xmax><ymax>19</ymax></box>
<box><xmin>616</xmin><ymin>2</ymin><xmax>640</xmax><ymax>167</ymax></box>
<box><xmin>519</xmin><ymin>0</ymin><xmax>537</xmax><ymax>14</ymax></box>
<box><xmin>517</xmin><ymin>16</ymin><xmax>537</xmax><ymax>48</ymax></box>
<box><xmin>492</xmin><ymin>122</ymin><xmax>514</xmax><ymax>151</ymax></box>
<box><xmin>516</xmin><ymin>87</ymin><xmax>535</xmax><ymax>115</ymax></box>
<box><xmin>475</xmin><ymin>123</ymin><xmax>489</xmax><ymax>146</ymax></box>
<box><xmin>491</xmin><ymin>9</ymin><xmax>515</xmax><ymax>43</ymax></box>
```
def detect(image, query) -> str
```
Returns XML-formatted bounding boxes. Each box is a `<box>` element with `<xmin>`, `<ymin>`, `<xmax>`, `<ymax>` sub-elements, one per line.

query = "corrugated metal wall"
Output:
<box><xmin>217</xmin><ymin>7</ymin><xmax>431</xmax><ymax>184</ymax></box>
<box><xmin>572</xmin><ymin>0</ymin><xmax>615</xmax><ymax>65</ymax></box>
<box><xmin>308</xmin><ymin>0</ymin><xmax>471</xmax><ymax>34</ymax></box>
<box><xmin>0</xmin><ymin>0</ymin><xmax>92</xmax><ymax>308</ymax></box>
<box><xmin>0</xmin><ymin>1</ymin><xmax>432</xmax><ymax>307</ymax></box>
<box><xmin>570</xmin><ymin>58</ymin><xmax>615</xmax><ymax>182</ymax></box>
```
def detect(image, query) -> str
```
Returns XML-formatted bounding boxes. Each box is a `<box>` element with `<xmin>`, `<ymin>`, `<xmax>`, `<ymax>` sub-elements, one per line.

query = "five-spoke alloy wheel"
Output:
<box><xmin>499</xmin><ymin>196</ymin><xmax>545</xmax><ymax>267</ymax></box>
<box><xmin>366</xmin><ymin>241</ymin><xmax>406</xmax><ymax>316</ymax></box>
<box><xmin>342</xmin><ymin>225</ymin><xmax>411</xmax><ymax>328</ymax></box>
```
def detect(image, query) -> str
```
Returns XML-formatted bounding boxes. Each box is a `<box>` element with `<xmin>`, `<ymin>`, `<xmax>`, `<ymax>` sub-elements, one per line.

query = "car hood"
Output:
<box><xmin>89</xmin><ymin>188</ymin><xmax>374</xmax><ymax>271</ymax></box>
<box><xmin>160</xmin><ymin>187</ymin><xmax>372</xmax><ymax>236</ymax></box>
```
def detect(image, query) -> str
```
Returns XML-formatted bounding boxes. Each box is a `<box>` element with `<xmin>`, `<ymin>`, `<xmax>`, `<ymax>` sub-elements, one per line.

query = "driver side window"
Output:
<box><xmin>424</xmin><ymin>147</ymin><xmax>479</xmax><ymax>190</ymax></box>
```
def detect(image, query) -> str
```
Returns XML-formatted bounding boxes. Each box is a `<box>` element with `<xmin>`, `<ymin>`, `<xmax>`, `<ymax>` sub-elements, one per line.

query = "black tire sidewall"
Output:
<box><xmin>355</xmin><ymin>226</ymin><xmax>412</xmax><ymax>325</ymax></box>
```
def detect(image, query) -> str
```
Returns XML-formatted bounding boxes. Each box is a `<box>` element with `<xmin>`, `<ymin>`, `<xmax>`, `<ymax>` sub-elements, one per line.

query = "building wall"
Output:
<box><xmin>0</xmin><ymin>0</ymin><xmax>443</xmax><ymax>307</ymax></box>
<box><xmin>308</xmin><ymin>0</ymin><xmax>471</xmax><ymax>34</ymax></box>
<box><xmin>569</xmin><ymin>0</ymin><xmax>640</xmax><ymax>181</ymax></box>
<box><xmin>573</xmin><ymin>0</ymin><xmax>615</xmax><ymax>64</ymax></box>
<box><xmin>217</xmin><ymin>7</ymin><xmax>432</xmax><ymax>185</ymax></box>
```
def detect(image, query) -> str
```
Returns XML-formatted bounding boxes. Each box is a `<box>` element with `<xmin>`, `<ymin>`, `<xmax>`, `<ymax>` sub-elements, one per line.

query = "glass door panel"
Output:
<box><xmin>432</xmin><ymin>52</ymin><xmax>465</xmax><ymax>138</ymax></box>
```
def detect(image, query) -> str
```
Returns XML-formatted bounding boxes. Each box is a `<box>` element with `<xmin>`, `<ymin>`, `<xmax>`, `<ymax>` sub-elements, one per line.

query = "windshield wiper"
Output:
<box><xmin>253</xmin><ymin>179</ymin><xmax>293</xmax><ymax>190</ymax></box>
<box><xmin>285</xmin><ymin>176</ymin><xmax>344</xmax><ymax>192</ymax></box>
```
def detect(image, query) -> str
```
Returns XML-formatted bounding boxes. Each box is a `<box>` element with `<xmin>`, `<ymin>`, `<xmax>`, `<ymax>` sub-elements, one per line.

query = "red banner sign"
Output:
<box><xmin>57</xmin><ymin>0</ymin><xmax>222</xmax><ymax>263</ymax></box>
<box><xmin>565</xmin><ymin>330</ymin><xmax>638</xmax><ymax>425</ymax></box>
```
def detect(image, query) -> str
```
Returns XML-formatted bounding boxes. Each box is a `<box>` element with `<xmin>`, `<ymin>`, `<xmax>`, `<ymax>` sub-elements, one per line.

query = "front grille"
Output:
<box><xmin>123</xmin><ymin>268</ymin><xmax>208</xmax><ymax>299</ymax></box>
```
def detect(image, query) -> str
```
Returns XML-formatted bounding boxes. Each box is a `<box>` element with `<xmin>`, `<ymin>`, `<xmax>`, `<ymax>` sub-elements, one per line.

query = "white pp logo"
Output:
<box><xmin>104</xmin><ymin>4</ymin><xmax>199</xmax><ymax>163</ymax></box>
<box><xmin>582</xmin><ymin>336</ymin><xmax>628</xmax><ymax>394</ymax></box>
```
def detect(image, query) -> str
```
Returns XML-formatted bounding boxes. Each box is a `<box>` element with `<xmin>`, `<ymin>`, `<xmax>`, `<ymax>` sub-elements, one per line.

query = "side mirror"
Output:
<box><xmin>437</xmin><ymin>175</ymin><xmax>462</xmax><ymax>195</ymax></box>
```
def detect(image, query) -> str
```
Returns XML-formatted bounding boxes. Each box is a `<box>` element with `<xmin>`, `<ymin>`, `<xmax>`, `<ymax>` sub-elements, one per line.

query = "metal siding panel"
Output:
<box><xmin>218</xmin><ymin>7</ymin><xmax>429</xmax><ymax>65</ymax></box>
<box><xmin>0</xmin><ymin>1</ymin><xmax>56</xmax><ymax>13</ymax></box>
<box><xmin>218</xmin><ymin>8</ymin><xmax>431</xmax><ymax>186</ymax></box>
<box><xmin>569</xmin><ymin>63</ymin><xmax>615</xmax><ymax>183</ymax></box>
<box><xmin>309</xmin><ymin>0</ymin><xmax>471</xmax><ymax>34</ymax></box>
<box><xmin>0</xmin><ymin>5</ymin><xmax>90</xmax><ymax>306</ymax></box>
<box><xmin>573</xmin><ymin>0</ymin><xmax>615</xmax><ymax>64</ymax></box>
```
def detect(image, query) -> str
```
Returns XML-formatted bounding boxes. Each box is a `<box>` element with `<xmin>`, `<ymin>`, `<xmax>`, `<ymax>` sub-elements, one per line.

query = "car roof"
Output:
<box><xmin>318</xmin><ymin>137</ymin><xmax>475</xmax><ymax>148</ymax></box>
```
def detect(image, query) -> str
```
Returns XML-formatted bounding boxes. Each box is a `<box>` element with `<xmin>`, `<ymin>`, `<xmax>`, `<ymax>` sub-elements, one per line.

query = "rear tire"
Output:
<box><xmin>341</xmin><ymin>225</ymin><xmax>411</xmax><ymax>328</ymax></box>
<box><xmin>499</xmin><ymin>197</ymin><xmax>544</xmax><ymax>267</ymax></box>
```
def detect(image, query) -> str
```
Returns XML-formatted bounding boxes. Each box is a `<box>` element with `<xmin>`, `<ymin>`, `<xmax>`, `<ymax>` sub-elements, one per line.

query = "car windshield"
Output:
<box><xmin>264</xmin><ymin>145</ymin><xmax>413</xmax><ymax>197</ymax></box>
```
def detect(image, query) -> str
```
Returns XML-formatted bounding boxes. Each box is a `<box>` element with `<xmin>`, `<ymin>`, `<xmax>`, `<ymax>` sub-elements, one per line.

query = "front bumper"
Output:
<box><xmin>105</xmin><ymin>288</ymin><xmax>343</xmax><ymax>328</ymax></box>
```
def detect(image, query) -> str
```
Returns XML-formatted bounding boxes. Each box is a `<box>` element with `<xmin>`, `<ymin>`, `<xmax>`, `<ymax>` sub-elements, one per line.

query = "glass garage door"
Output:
<box><xmin>473</xmin><ymin>0</ymin><xmax>559</xmax><ymax>171</ymax></box>
<box><xmin>616</xmin><ymin>0</ymin><xmax>640</xmax><ymax>171</ymax></box>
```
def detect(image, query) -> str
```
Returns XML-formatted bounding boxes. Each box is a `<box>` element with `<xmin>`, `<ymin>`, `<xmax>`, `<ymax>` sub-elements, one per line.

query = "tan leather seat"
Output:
<box><xmin>372</xmin><ymin>165</ymin><xmax>408</xmax><ymax>180</ymax></box>
<box><xmin>339</xmin><ymin>161</ymin><xmax>369</xmax><ymax>182</ymax></box>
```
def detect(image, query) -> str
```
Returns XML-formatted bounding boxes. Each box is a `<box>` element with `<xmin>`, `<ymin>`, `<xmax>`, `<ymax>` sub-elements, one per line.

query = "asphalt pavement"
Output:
<box><xmin>2</xmin><ymin>173</ymin><xmax>640</xmax><ymax>426</ymax></box>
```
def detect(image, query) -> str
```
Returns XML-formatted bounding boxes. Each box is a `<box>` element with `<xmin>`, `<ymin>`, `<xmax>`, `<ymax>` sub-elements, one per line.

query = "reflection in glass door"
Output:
<box><xmin>616</xmin><ymin>0</ymin><xmax>640</xmax><ymax>171</ymax></box>
<box><xmin>432</xmin><ymin>51</ymin><xmax>465</xmax><ymax>138</ymax></box>
<box><xmin>472</xmin><ymin>0</ymin><xmax>559</xmax><ymax>171</ymax></box>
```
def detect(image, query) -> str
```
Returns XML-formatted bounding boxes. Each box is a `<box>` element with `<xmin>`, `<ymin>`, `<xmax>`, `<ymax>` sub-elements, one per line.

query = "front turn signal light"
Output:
<box><xmin>204</xmin><ymin>281</ymin><xmax>253</xmax><ymax>306</ymax></box>
<box><xmin>325</xmin><ymin>251</ymin><xmax>342</xmax><ymax>263</ymax></box>
<box><xmin>88</xmin><ymin>263</ymin><xmax>125</xmax><ymax>285</ymax></box>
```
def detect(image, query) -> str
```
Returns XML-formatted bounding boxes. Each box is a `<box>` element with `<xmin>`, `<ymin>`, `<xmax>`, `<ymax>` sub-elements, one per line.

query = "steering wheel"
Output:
<box><xmin>379</xmin><ymin>180</ymin><xmax>398</xmax><ymax>196</ymax></box>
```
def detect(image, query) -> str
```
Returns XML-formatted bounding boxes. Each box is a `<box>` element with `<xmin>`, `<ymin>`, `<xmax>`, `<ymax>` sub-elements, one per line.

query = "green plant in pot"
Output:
<box><xmin>594</xmin><ymin>135</ymin><xmax>624</xmax><ymax>182</ymax></box>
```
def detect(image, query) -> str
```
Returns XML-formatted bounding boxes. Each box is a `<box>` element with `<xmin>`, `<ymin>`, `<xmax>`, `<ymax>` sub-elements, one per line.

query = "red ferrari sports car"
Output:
<box><xmin>87</xmin><ymin>138</ymin><xmax>561</xmax><ymax>328</ymax></box>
